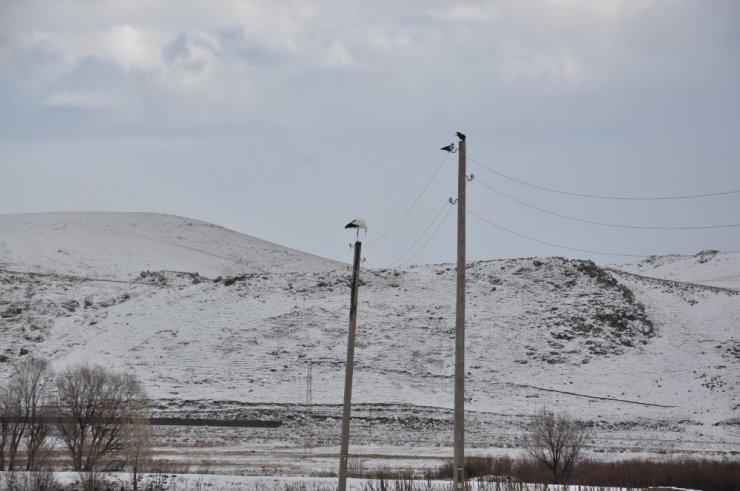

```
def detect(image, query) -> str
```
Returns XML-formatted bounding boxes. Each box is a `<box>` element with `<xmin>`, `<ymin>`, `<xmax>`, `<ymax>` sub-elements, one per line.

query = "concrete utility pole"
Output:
<box><xmin>453</xmin><ymin>134</ymin><xmax>467</xmax><ymax>490</ymax></box>
<box><xmin>338</xmin><ymin>241</ymin><xmax>362</xmax><ymax>491</ymax></box>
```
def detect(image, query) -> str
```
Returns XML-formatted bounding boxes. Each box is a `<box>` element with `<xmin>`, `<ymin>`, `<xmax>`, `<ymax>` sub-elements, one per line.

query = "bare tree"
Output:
<box><xmin>0</xmin><ymin>357</ymin><xmax>53</xmax><ymax>491</ymax></box>
<box><xmin>524</xmin><ymin>408</ymin><xmax>590</xmax><ymax>484</ymax></box>
<box><xmin>0</xmin><ymin>383</ymin><xmax>15</xmax><ymax>471</ymax></box>
<box><xmin>55</xmin><ymin>364</ymin><xmax>145</xmax><ymax>474</ymax></box>
<box><xmin>0</xmin><ymin>358</ymin><xmax>53</xmax><ymax>474</ymax></box>
<box><xmin>0</xmin><ymin>379</ymin><xmax>23</xmax><ymax>473</ymax></box>
<box><xmin>14</xmin><ymin>357</ymin><xmax>53</xmax><ymax>471</ymax></box>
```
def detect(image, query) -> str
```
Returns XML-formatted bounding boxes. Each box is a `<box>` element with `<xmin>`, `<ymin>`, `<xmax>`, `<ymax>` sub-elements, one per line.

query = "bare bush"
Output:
<box><xmin>123</xmin><ymin>391</ymin><xmax>151</xmax><ymax>490</ymax></box>
<box><xmin>432</xmin><ymin>455</ymin><xmax>739</xmax><ymax>490</ymax></box>
<box><xmin>55</xmin><ymin>364</ymin><xmax>146</xmax><ymax>474</ymax></box>
<box><xmin>523</xmin><ymin>408</ymin><xmax>590</xmax><ymax>484</ymax></box>
<box><xmin>573</xmin><ymin>457</ymin><xmax>740</xmax><ymax>491</ymax></box>
<box><xmin>2</xmin><ymin>469</ymin><xmax>61</xmax><ymax>491</ymax></box>
<box><xmin>435</xmin><ymin>456</ymin><xmax>514</xmax><ymax>480</ymax></box>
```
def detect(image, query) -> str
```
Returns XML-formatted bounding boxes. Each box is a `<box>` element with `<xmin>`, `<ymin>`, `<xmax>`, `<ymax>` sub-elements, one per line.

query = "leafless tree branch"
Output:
<box><xmin>524</xmin><ymin>407</ymin><xmax>590</xmax><ymax>484</ymax></box>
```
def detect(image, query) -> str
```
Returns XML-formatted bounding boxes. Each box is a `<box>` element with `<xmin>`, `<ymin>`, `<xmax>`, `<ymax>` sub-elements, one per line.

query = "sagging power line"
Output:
<box><xmin>388</xmin><ymin>200</ymin><xmax>451</xmax><ymax>267</ymax></box>
<box><xmin>397</xmin><ymin>203</ymin><xmax>454</xmax><ymax>268</ymax></box>
<box><xmin>474</xmin><ymin>177</ymin><xmax>740</xmax><ymax>230</ymax></box>
<box><xmin>368</xmin><ymin>138</ymin><xmax>738</xmax><ymax>268</ymax></box>
<box><xmin>467</xmin><ymin>207</ymin><xmax>651</xmax><ymax>258</ymax></box>
<box><xmin>469</xmin><ymin>155</ymin><xmax>740</xmax><ymax>201</ymax></box>
<box><xmin>367</xmin><ymin>152</ymin><xmax>451</xmax><ymax>247</ymax></box>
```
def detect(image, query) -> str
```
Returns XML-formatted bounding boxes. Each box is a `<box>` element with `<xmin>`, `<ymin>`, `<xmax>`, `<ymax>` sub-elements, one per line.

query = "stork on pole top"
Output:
<box><xmin>338</xmin><ymin>219</ymin><xmax>365</xmax><ymax>491</ymax></box>
<box><xmin>344</xmin><ymin>218</ymin><xmax>368</xmax><ymax>242</ymax></box>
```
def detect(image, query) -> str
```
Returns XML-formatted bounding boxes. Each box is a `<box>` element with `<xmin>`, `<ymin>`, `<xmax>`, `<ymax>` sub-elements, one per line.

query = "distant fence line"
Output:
<box><xmin>150</xmin><ymin>417</ymin><xmax>281</xmax><ymax>427</ymax></box>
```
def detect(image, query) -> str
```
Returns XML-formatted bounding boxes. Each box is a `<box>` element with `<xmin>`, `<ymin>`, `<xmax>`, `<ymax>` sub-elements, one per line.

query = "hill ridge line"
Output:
<box><xmin>0</xmin><ymin>268</ymin><xmax>168</xmax><ymax>289</ymax></box>
<box><xmin>606</xmin><ymin>268</ymin><xmax>739</xmax><ymax>294</ymax></box>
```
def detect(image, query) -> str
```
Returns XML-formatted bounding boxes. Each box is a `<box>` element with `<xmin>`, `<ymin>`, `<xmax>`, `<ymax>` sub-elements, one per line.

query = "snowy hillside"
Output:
<box><xmin>616</xmin><ymin>250</ymin><xmax>740</xmax><ymax>290</ymax></box>
<box><xmin>0</xmin><ymin>212</ymin><xmax>342</xmax><ymax>279</ymax></box>
<box><xmin>1</xmin><ymin>212</ymin><xmax>738</xmax><ymax>469</ymax></box>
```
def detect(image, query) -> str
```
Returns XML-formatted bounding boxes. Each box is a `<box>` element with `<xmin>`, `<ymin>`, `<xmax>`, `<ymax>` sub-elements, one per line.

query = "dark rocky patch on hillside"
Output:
<box><xmin>466</xmin><ymin>258</ymin><xmax>654</xmax><ymax>364</ymax></box>
<box><xmin>0</xmin><ymin>269</ymin><xmax>142</xmax><ymax>361</ymax></box>
<box><xmin>139</xmin><ymin>270</ymin><xmax>206</xmax><ymax>286</ymax></box>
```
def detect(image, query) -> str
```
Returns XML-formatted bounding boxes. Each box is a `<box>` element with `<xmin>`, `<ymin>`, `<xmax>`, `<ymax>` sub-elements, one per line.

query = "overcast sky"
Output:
<box><xmin>1</xmin><ymin>0</ymin><xmax>739</xmax><ymax>267</ymax></box>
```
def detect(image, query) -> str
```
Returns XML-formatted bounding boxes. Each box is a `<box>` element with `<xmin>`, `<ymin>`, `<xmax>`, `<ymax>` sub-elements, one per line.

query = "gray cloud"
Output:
<box><xmin>1</xmin><ymin>0</ymin><xmax>739</xmax><ymax>266</ymax></box>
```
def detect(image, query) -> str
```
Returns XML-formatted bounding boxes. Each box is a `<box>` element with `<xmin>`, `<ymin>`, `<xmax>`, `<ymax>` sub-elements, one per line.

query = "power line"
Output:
<box><xmin>367</xmin><ymin>152</ymin><xmax>451</xmax><ymax>246</ymax></box>
<box><xmin>468</xmin><ymin>155</ymin><xmax>740</xmax><ymax>201</ymax></box>
<box><xmin>399</xmin><ymin>204</ymin><xmax>455</xmax><ymax>267</ymax></box>
<box><xmin>466</xmin><ymin>208</ymin><xmax>650</xmax><ymax>258</ymax></box>
<box><xmin>388</xmin><ymin>200</ymin><xmax>452</xmax><ymax>268</ymax></box>
<box><xmin>474</xmin><ymin>177</ymin><xmax>740</xmax><ymax>230</ymax></box>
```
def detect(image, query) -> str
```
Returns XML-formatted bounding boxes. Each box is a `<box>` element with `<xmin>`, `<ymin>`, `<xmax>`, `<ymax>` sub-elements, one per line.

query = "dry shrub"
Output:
<box><xmin>435</xmin><ymin>456</ymin><xmax>515</xmax><ymax>479</ymax></box>
<box><xmin>433</xmin><ymin>455</ymin><xmax>738</xmax><ymax>491</ymax></box>
<box><xmin>359</xmin><ymin>476</ymin><xmax>434</xmax><ymax>491</ymax></box>
<box><xmin>572</xmin><ymin>457</ymin><xmax>740</xmax><ymax>491</ymax></box>
<box><xmin>1</xmin><ymin>470</ymin><xmax>62</xmax><ymax>491</ymax></box>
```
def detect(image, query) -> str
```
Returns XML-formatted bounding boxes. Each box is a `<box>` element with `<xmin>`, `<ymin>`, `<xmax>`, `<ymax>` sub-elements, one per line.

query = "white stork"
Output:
<box><xmin>345</xmin><ymin>218</ymin><xmax>368</xmax><ymax>241</ymax></box>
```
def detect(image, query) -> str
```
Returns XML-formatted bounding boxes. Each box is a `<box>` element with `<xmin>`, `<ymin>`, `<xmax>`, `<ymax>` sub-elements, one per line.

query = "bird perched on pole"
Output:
<box><xmin>345</xmin><ymin>219</ymin><xmax>368</xmax><ymax>242</ymax></box>
<box><xmin>456</xmin><ymin>131</ymin><xmax>466</xmax><ymax>142</ymax></box>
<box><xmin>440</xmin><ymin>143</ymin><xmax>456</xmax><ymax>153</ymax></box>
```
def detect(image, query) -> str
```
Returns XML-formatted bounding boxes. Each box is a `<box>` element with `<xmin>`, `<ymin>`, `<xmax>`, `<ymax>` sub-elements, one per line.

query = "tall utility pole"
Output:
<box><xmin>338</xmin><ymin>241</ymin><xmax>362</xmax><ymax>491</ymax></box>
<box><xmin>453</xmin><ymin>134</ymin><xmax>467</xmax><ymax>490</ymax></box>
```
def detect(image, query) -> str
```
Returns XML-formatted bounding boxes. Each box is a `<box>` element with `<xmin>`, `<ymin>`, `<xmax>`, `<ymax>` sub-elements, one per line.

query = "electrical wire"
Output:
<box><xmin>466</xmin><ymin>208</ymin><xmax>650</xmax><ymax>258</ymax></box>
<box><xmin>388</xmin><ymin>201</ymin><xmax>452</xmax><ymax>268</ymax></box>
<box><xmin>366</xmin><ymin>152</ymin><xmax>451</xmax><ymax>246</ymax></box>
<box><xmin>398</xmin><ymin>204</ymin><xmax>455</xmax><ymax>267</ymax></box>
<box><xmin>474</xmin><ymin>177</ymin><xmax>740</xmax><ymax>230</ymax></box>
<box><xmin>468</xmin><ymin>155</ymin><xmax>740</xmax><ymax>200</ymax></box>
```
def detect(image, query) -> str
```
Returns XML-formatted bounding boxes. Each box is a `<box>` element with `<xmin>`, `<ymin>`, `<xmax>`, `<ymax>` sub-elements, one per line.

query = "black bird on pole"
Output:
<box><xmin>456</xmin><ymin>131</ymin><xmax>466</xmax><ymax>142</ymax></box>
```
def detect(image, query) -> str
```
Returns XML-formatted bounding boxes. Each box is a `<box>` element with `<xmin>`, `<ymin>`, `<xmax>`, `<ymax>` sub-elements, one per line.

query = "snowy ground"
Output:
<box><xmin>25</xmin><ymin>472</ymin><xmax>651</xmax><ymax>491</ymax></box>
<box><xmin>616</xmin><ymin>250</ymin><xmax>740</xmax><ymax>290</ymax></box>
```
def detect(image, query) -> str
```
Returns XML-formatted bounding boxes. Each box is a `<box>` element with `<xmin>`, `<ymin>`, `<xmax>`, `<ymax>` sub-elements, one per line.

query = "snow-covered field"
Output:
<box><xmin>1</xmin><ymin>212</ymin><xmax>738</xmax><ymax>474</ymax></box>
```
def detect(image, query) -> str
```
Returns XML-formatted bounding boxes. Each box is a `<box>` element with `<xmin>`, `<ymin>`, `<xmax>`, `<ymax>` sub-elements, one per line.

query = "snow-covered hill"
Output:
<box><xmin>0</xmin><ymin>212</ymin><xmax>342</xmax><ymax>279</ymax></box>
<box><xmin>0</xmin><ymin>212</ymin><xmax>738</xmax><ymax>467</ymax></box>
